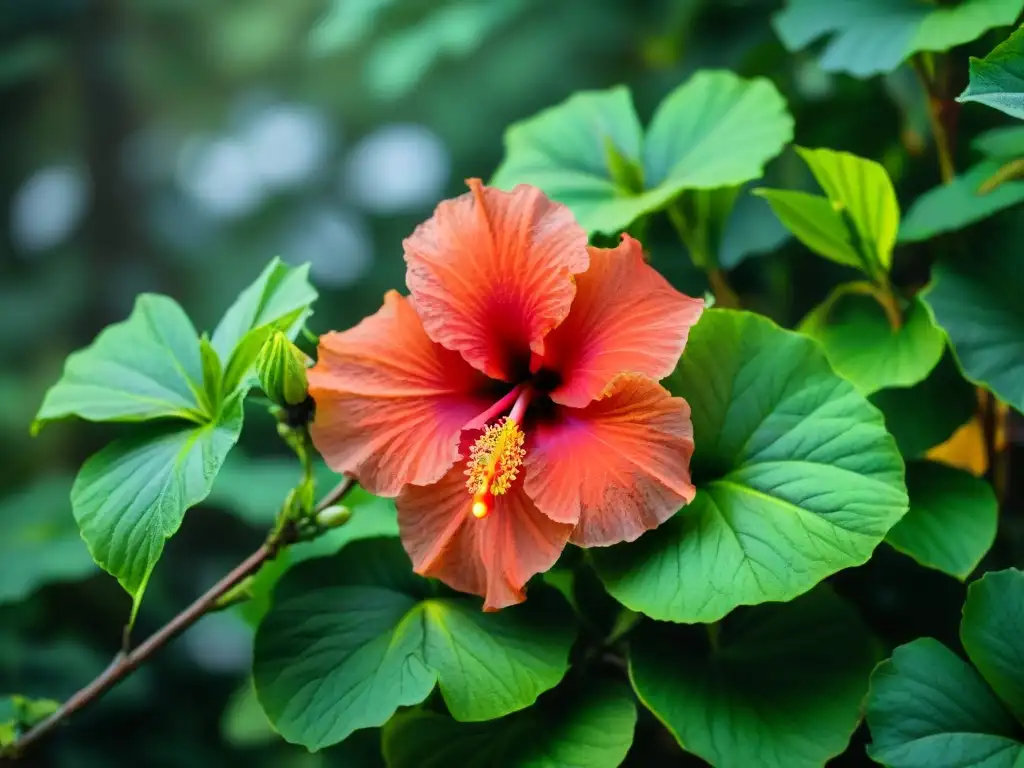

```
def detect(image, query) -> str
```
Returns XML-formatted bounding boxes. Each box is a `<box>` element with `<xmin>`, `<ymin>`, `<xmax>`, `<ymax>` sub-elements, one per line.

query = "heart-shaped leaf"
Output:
<box><xmin>382</xmin><ymin>679</ymin><xmax>636</xmax><ymax>768</ymax></box>
<box><xmin>491</xmin><ymin>71</ymin><xmax>792</xmax><ymax>235</ymax></box>
<box><xmin>631</xmin><ymin>587</ymin><xmax>878</xmax><ymax>768</ymax></box>
<box><xmin>801</xmin><ymin>290</ymin><xmax>944</xmax><ymax>395</ymax></box>
<box><xmin>961</xmin><ymin>569</ymin><xmax>1024</xmax><ymax>721</ymax></box>
<box><xmin>252</xmin><ymin>537</ymin><xmax>577</xmax><ymax>751</ymax></box>
<box><xmin>593</xmin><ymin>309</ymin><xmax>908</xmax><ymax>623</ymax></box>
<box><xmin>885</xmin><ymin>460</ymin><xmax>998</xmax><ymax>580</ymax></box>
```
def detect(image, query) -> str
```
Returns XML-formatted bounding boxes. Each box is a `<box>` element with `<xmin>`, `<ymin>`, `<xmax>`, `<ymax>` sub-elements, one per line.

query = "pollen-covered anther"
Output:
<box><xmin>464</xmin><ymin>417</ymin><xmax>527</xmax><ymax>502</ymax></box>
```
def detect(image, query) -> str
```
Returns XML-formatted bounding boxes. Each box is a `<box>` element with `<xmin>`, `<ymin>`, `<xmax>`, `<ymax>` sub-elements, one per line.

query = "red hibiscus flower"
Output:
<box><xmin>309</xmin><ymin>179</ymin><xmax>704</xmax><ymax>610</ymax></box>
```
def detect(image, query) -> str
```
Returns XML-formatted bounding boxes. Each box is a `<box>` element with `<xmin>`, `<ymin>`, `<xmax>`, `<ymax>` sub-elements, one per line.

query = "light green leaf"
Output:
<box><xmin>72</xmin><ymin>398</ymin><xmax>244</xmax><ymax>623</ymax></box>
<box><xmin>0</xmin><ymin>476</ymin><xmax>96</xmax><ymax>605</ymax></box>
<box><xmin>382</xmin><ymin>679</ymin><xmax>636</xmax><ymax>768</ymax></box>
<box><xmin>492</xmin><ymin>71</ymin><xmax>792</xmax><ymax>235</ymax></box>
<box><xmin>866</xmin><ymin>638</ymin><xmax>1024</xmax><ymax>768</ymax></box>
<box><xmin>900</xmin><ymin>160</ymin><xmax>1024</xmax><ymax>242</ymax></box>
<box><xmin>592</xmin><ymin>310</ymin><xmax>908</xmax><ymax>623</ymax></box>
<box><xmin>886</xmin><ymin>460</ymin><xmax>998</xmax><ymax>580</ymax></box>
<box><xmin>959</xmin><ymin>25</ymin><xmax>1024</xmax><ymax>120</ymax></box>
<box><xmin>869</xmin><ymin>350</ymin><xmax>977</xmax><ymax>458</ymax></box>
<box><xmin>220</xmin><ymin>679</ymin><xmax>277</xmax><ymax>748</ymax></box>
<box><xmin>0</xmin><ymin>695</ymin><xmax>60</xmax><ymax>748</ymax></box>
<box><xmin>962</xmin><ymin>569</ymin><xmax>1024</xmax><ymax>721</ymax></box>
<box><xmin>198</xmin><ymin>334</ymin><xmax>223</xmax><ymax>416</ymax></box>
<box><xmin>924</xmin><ymin>250</ymin><xmax>1024</xmax><ymax>413</ymax></box>
<box><xmin>773</xmin><ymin>0</ymin><xmax>1024</xmax><ymax>78</ymax></box>
<box><xmin>754</xmin><ymin>188</ymin><xmax>864</xmax><ymax>269</ymax></box>
<box><xmin>253</xmin><ymin>537</ymin><xmax>576</xmax><ymax>751</ymax></box>
<box><xmin>631</xmin><ymin>587</ymin><xmax>878</xmax><ymax>768</ymax></box>
<box><xmin>33</xmin><ymin>294</ymin><xmax>207</xmax><ymax>431</ymax></box>
<box><xmin>213</xmin><ymin>258</ymin><xmax>317</xmax><ymax>393</ymax></box>
<box><xmin>801</xmin><ymin>290</ymin><xmax>945</xmax><ymax>395</ymax></box>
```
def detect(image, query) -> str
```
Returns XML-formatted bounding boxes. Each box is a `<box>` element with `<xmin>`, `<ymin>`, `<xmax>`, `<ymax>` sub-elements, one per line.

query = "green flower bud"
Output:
<box><xmin>256</xmin><ymin>331</ymin><xmax>310</xmax><ymax>407</ymax></box>
<box><xmin>315</xmin><ymin>504</ymin><xmax>351</xmax><ymax>529</ymax></box>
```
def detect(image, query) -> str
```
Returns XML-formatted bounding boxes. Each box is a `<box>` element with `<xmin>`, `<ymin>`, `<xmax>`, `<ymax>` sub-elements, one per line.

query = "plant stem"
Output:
<box><xmin>667</xmin><ymin>203</ymin><xmax>741</xmax><ymax>308</ymax></box>
<box><xmin>911</xmin><ymin>53</ymin><xmax>956</xmax><ymax>184</ymax></box>
<box><xmin>2</xmin><ymin>474</ymin><xmax>356</xmax><ymax>761</ymax></box>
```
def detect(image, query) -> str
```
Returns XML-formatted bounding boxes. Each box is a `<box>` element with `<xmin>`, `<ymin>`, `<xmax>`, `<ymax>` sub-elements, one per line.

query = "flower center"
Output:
<box><xmin>464</xmin><ymin>386</ymin><xmax>534</xmax><ymax>520</ymax></box>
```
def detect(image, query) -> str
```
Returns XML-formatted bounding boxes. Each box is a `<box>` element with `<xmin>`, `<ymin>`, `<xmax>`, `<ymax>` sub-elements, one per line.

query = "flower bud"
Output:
<box><xmin>315</xmin><ymin>504</ymin><xmax>351</xmax><ymax>529</ymax></box>
<box><xmin>256</xmin><ymin>331</ymin><xmax>310</xmax><ymax>407</ymax></box>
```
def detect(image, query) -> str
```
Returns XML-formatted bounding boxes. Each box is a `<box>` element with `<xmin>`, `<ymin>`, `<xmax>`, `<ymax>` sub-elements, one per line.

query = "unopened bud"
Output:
<box><xmin>315</xmin><ymin>504</ymin><xmax>351</xmax><ymax>529</ymax></box>
<box><xmin>256</xmin><ymin>331</ymin><xmax>310</xmax><ymax>407</ymax></box>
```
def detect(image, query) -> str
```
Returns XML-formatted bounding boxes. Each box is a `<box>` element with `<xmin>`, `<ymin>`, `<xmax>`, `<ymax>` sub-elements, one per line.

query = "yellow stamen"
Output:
<box><xmin>464</xmin><ymin>417</ymin><xmax>526</xmax><ymax>519</ymax></box>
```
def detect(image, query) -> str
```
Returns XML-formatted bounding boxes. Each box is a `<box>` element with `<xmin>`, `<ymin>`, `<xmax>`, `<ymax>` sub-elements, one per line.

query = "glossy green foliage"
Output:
<box><xmin>593</xmin><ymin>310</ymin><xmax>908</xmax><ymax>623</ymax></box>
<box><xmin>960</xmin><ymin>24</ymin><xmax>1024</xmax><ymax>119</ymax></box>
<box><xmin>252</xmin><ymin>538</ymin><xmax>577</xmax><ymax>751</ymax></box>
<box><xmin>866</xmin><ymin>570</ymin><xmax>1024</xmax><ymax>767</ymax></box>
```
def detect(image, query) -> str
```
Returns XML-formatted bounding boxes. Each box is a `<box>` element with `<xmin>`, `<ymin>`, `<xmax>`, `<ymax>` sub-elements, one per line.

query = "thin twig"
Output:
<box><xmin>2</xmin><ymin>473</ymin><xmax>355</xmax><ymax>761</ymax></box>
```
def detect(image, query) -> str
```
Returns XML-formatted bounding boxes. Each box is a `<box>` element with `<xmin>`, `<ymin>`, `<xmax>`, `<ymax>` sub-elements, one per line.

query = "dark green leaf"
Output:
<box><xmin>961</xmin><ymin>569</ymin><xmax>1024</xmax><ymax>721</ymax></box>
<box><xmin>0</xmin><ymin>476</ymin><xmax>96</xmax><ymax>605</ymax></box>
<box><xmin>886</xmin><ymin>461</ymin><xmax>998</xmax><ymax>580</ymax></box>
<box><xmin>869</xmin><ymin>350</ymin><xmax>977</xmax><ymax>457</ymax></box>
<box><xmin>924</xmin><ymin>250</ymin><xmax>1024</xmax><ymax>413</ymax></box>
<box><xmin>631</xmin><ymin>587</ymin><xmax>878</xmax><ymax>768</ymax></box>
<box><xmin>33</xmin><ymin>294</ymin><xmax>207</xmax><ymax>430</ymax></box>
<box><xmin>253</xmin><ymin>538</ymin><xmax>576</xmax><ymax>751</ymax></box>
<box><xmin>866</xmin><ymin>638</ymin><xmax>1024</xmax><ymax>767</ymax></box>
<box><xmin>593</xmin><ymin>310</ymin><xmax>908</xmax><ymax>623</ymax></box>
<box><xmin>959</xmin><ymin>25</ymin><xmax>1024</xmax><ymax>120</ymax></box>
<box><xmin>773</xmin><ymin>0</ymin><xmax>1024</xmax><ymax>78</ymax></box>
<box><xmin>900</xmin><ymin>161</ymin><xmax>1024</xmax><ymax>242</ymax></box>
<box><xmin>382</xmin><ymin>679</ymin><xmax>636</xmax><ymax>768</ymax></box>
<box><xmin>72</xmin><ymin>397</ymin><xmax>244</xmax><ymax>623</ymax></box>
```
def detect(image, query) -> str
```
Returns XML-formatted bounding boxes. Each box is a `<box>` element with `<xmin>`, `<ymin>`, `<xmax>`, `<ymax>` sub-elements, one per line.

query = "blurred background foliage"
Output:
<box><xmin>1</xmin><ymin>0</ymin><xmax>1022</xmax><ymax>765</ymax></box>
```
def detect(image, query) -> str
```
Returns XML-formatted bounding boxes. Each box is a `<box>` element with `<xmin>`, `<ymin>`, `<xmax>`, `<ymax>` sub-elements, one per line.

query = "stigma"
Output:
<box><xmin>465</xmin><ymin>417</ymin><xmax>526</xmax><ymax>519</ymax></box>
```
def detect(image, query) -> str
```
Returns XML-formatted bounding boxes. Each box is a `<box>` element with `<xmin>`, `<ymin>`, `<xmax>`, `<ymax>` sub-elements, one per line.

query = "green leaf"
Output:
<box><xmin>72</xmin><ymin>398</ymin><xmax>244</xmax><ymax>624</ymax></box>
<box><xmin>198</xmin><ymin>334</ymin><xmax>223</xmax><ymax>416</ymax></box>
<box><xmin>631</xmin><ymin>587</ymin><xmax>878</xmax><ymax>768</ymax></box>
<box><xmin>962</xmin><ymin>569</ymin><xmax>1024</xmax><ymax>721</ymax></box>
<box><xmin>382</xmin><ymin>679</ymin><xmax>637</xmax><ymax>768</ymax></box>
<box><xmin>924</xmin><ymin>250</ymin><xmax>1024</xmax><ymax>413</ymax></box>
<box><xmin>0</xmin><ymin>476</ymin><xmax>97</xmax><ymax>605</ymax></box>
<box><xmin>754</xmin><ymin>188</ymin><xmax>864</xmax><ymax>270</ymax></box>
<box><xmin>33</xmin><ymin>294</ymin><xmax>207</xmax><ymax>431</ymax></box>
<box><xmin>252</xmin><ymin>537</ymin><xmax>576</xmax><ymax>751</ymax></box>
<box><xmin>900</xmin><ymin>160</ymin><xmax>1024</xmax><ymax>242</ymax></box>
<box><xmin>801</xmin><ymin>290</ymin><xmax>945</xmax><ymax>395</ymax></box>
<box><xmin>0</xmin><ymin>695</ymin><xmax>60</xmax><ymax>748</ymax></box>
<box><xmin>959</xmin><ymin>25</ymin><xmax>1024</xmax><ymax>120</ymax></box>
<box><xmin>491</xmin><ymin>71</ymin><xmax>792</xmax><ymax>235</ymax></box>
<box><xmin>592</xmin><ymin>310</ymin><xmax>908</xmax><ymax>623</ymax></box>
<box><xmin>773</xmin><ymin>0</ymin><xmax>1024</xmax><ymax>78</ymax></box>
<box><xmin>220</xmin><ymin>679</ymin><xmax>277</xmax><ymax>748</ymax></box>
<box><xmin>885</xmin><ymin>460</ymin><xmax>998</xmax><ymax>580</ymax></box>
<box><xmin>973</xmin><ymin>125</ymin><xmax>1024</xmax><ymax>160</ymax></box>
<box><xmin>866</xmin><ymin>638</ymin><xmax>1024</xmax><ymax>768</ymax></box>
<box><xmin>869</xmin><ymin>350</ymin><xmax>979</xmax><ymax>457</ymax></box>
<box><xmin>213</xmin><ymin>258</ymin><xmax>318</xmax><ymax>394</ymax></box>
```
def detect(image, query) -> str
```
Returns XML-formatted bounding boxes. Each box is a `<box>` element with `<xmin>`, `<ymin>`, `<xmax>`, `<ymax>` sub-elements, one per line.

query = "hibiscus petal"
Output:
<box><xmin>308</xmin><ymin>291</ymin><xmax>494</xmax><ymax>497</ymax></box>
<box><xmin>524</xmin><ymin>373</ymin><xmax>696</xmax><ymax>547</ymax></box>
<box><xmin>404</xmin><ymin>179</ymin><xmax>590</xmax><ymax>381</ymax></box>
<box><xmin>397</xmin><ymin>456</ymin><xmax>572</xmax><ymax>611</ymax></box>
<box><xmin>539</xmin><ymin>234</ymin><xmax>704</xmax><ymax>408</ymax></box>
